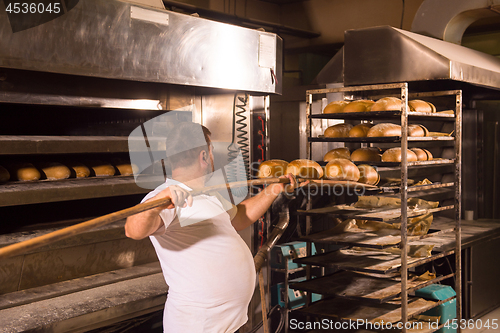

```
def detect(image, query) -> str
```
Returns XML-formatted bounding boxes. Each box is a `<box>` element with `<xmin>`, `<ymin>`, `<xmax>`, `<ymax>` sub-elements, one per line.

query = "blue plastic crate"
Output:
<box><xmin>415</xmin><ymin>284</ymin><xmax>457</xmax><ymax>333</ymax></box>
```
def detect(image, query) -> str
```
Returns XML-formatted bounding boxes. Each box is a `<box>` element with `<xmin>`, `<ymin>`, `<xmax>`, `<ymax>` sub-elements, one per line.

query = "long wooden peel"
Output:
<box><xmin>0</xmin><ymin>177</ymin><xmax>291</xmax><ymax>261</ymax></box>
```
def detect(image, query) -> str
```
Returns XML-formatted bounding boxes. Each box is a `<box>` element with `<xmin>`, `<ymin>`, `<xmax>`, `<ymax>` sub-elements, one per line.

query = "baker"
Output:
<box><xmin>125</xmin><ymin>121</ymin><xmax>296</xmax><ymax>333</ymax></box>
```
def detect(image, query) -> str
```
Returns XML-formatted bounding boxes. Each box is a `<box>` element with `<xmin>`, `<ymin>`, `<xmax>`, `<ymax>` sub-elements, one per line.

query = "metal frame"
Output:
<box><xmin>302</xmin><ymin>83</ymin><xmax>462</xmax><ymax>333</ymax></box>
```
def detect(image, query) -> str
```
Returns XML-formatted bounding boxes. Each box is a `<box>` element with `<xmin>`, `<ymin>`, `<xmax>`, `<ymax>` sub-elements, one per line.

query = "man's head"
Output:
<box><xmin>167</xmin><ymin>122</ymin><xmax>214</xmax><ymax>179</ymax></box>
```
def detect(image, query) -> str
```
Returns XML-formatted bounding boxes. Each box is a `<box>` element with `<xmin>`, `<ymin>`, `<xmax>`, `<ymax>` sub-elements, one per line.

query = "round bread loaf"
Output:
<box><xmin>323</xmin><ymin>147</ymin><xmax>351</xmax><ymax>161</ymax></box>
<box><xmin>381</xmin><ymin>148</ymin><xmax>418</xmax><ymax>162</ymax></box>
<box><xmin>408</xmin><ymin>124</ymin><xmax>428</xmax><ymax>137</ymax></box>
<box><xmin>349</xmin><ymin>123</ymin><xmax>373</xmax><ymax>137</ymax></box>
<box><xmin>323</xmin><ymin>101</ymin><xmax>349</xmax><ymax>114</ymax></box>
<box><xmin>324</xmin><ymin>158</ymin><xmax>360</xmax><ymax>181</ymax></box>
<box><xmin>351</xmin><ymin>147</ymin><xmax>382</xmax><ymax>162</ymax></box>
<box><xmin>111</xmin><ymin>158</ymin><xmax>136</xmax><ymax>176</ymax></box>
<box><xmin>38</xmin><ymin>162</ymin><xmax>71</xmax><ymax>180</ymax></box>
<box><xmin>65</xmin><ymin>161</ymin><xmax>91</xmax><ymax>178</ymax></box>
<box><xmin>286</xmin><ymin>159</ymin><xmax>323</xmax><ymax>179</ymax></box>
<box><xmin>409</xmin><ymin>99</ymin><xmax>436</xmax><ymax>113</ymax></box>
<box><xmin>0</xmin><ymin>165</ymin><xmax>10</xmax><ymax>183</ymax></box>
<box><xmin>367</xmin><ymin>123</ymin><xmax>401</xmax><ymax>137</ymax></box>
<box><xmin>357</xmin><ymin>164</ymin><xmax>380</xmax><ymax>185</ymax></box>
<box><xmin>85</xmin><ymin>160</ymin><xmax>116</xmax><ymax>177</ymax></box>
<box><xmin>343</xmin><ymin>100</ymin><xmax>375</xmax><ymax>113</ymax></box>
<box><xmin>8</xmin><ymin>162</ymin><xmax>41</xmax><ymax>181</ymax></box>
<box><xmin>324</xmin><ymin>123</ymin><xmax>353</xmax><ymax>138</ymax></box>
<box><xmin>258</xmin><ymin>159</ymin><xmax>289</xmax><ymax>178</ymax></box>
<box><xmin>371</xmin><ymin>97</ymin><xmax>402</xmax><ymax>111</ymax></box>
<box><xmin>410</xmin><ymin>148</ymin><xmax>433</xmax><ymax>161</ymax></box>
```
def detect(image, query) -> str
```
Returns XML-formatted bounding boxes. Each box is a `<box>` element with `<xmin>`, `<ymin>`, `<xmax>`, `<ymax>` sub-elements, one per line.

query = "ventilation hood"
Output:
<box><xmin>316</xmin><ymin>26</ymin><xmax>500</xmax><ymax>92</ymax></box>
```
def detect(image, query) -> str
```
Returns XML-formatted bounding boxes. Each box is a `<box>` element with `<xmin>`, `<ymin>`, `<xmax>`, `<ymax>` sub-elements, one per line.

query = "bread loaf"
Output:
<box><xmin>349</xmin><ymin>123</ymin><xmax>373</xmax><ymax>137</ymax></box>
<box><xmin>351</xmin><ymin>147</ymin><xmax>382</xmax><ymax>162</ymax></box>
<box><xmin>343</xmin><ymin>100</ymin><xmax>375</xmax><ymax>113</ymax></box>
<box><xmin>37</xmin><ymin>162</ymin><xmax>71</xmax><ymax>180</ymax></box>
<box><xmin>371</xmin><ymin>97</ymin><xmax>402</xmax><ymax>111</ymax></box>
<box><xmin>324</xmin><ymin>123</ymin><xmax>353</xmax><ymax>138</ymax></box>
<box><xmin>357</xmin><ymin>164</ymin><xmax>380</xmax><ymax>185</ymax></box>
<box><xmin>323</xmin><ymin>101</ymin><xmax>349</xmax><ymax>114</ymax></box>
<box><xmin>85</xmin><ymin>160</ymin><xmax>116</xmax><ymax>177</ymax></box>
<box><xmin>408</xmin><ymin>124</ymin><xmax>428</xmax><ymax>137</ymax></box>
<box><xmin>324</xmin><ymin>158</ymin><xmax>360</xmax><ymax>181</ymax></box>
<box><xmin>367</xmin><ymin>123</ymin><xmax>401</xmax><ymax>137</ymax></box>
<box><xmin>409</xmin><ymin>100</ymin><xmax>436</xmax><ymax>113</ymax></box>
<box><xmin>8</xmin><ymin>162</ymin><xmax>41</xmax><ymax>181</ymax></box>
<box><xmin>286</xmin><ymin>159</ymin><xmax>323</xmax><ymax>179</ymax></box>
<box><xmin>110</xmin><ymin>158</ymin><xmax>136</xmax><ymax>176</ymax></box>
<box><xmin>0</xmin><ymin>165</ymin><xmax>10</xmax><ymax>183</ymax></box>
<box><xmin>323</xmin><ymin>147</ymin><xmax>351</xmax><ymax>161</ymax></box>
<box><xmin>65</xmin><ymin>161</ymin><xmax>91</xmax><ymax>178</ymax></box>
<box><xmin>381</xmin><ymin>148</ymin><xmax>418</xmax><ymax>162</ymax></box>
<box><xmin>410</xmin><ymin>148</ymin><xmax>433</xmax><ymax>161</ymax></box>
<box><xmin>258</xmin><ymin>159</ymin><xmax>289</xmax><ymax>178</ymax></box>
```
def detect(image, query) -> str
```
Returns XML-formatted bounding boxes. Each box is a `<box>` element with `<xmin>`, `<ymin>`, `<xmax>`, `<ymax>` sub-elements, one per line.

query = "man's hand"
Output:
<box><xmin>149</xmin><ymin>185</ymin><xmax>193</xmax><ymax>210</ymax></box>
<box><xmin>267</xmin><ymin>173</ymin><xmax>305</xmax><ymax>196</ymax></box>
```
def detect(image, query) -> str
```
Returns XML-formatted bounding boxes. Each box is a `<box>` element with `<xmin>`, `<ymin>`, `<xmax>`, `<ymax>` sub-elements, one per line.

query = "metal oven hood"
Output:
<box><xmin>0</xmin><ymin>0</ymin><xmax>282</xmax><ymax>94</ymax></box>
<box><xmin>316</xmin><ymin>26</ymin><xmax>500</xmax><ymax>91</ymax></box>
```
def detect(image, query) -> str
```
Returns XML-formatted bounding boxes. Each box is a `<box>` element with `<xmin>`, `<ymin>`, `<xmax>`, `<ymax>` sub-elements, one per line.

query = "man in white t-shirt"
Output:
<box><xmin>125</xmin><ymin>122</ymin><xmax>296</xmax><ymax>333</ymax></box>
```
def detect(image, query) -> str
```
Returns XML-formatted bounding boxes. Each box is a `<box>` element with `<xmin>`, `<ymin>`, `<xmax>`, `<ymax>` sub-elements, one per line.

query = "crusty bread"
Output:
<box><xmin>324</xmin><ymin>158</ymin><xmax>360</xmax><ymax>181</ymax></box>
<box><xmin>351</xmin><ymin>147</ymin><xmax>382</xmax><ymax>162</ymax></box>
<box><xmin>286</xmin><ymin>159</ymin><xmax>323</xmax><ymax>179</ymax></box>
<box><xmin>357</xmin><ymin>164</ymin><xmax>380</xmax><ymax>185</ymax></box>
<box><xmin>343</xmin><ymin>100</ymin><xmax>375</xmax><ymax>113</ymax></box>
<box><xmin>64</xmin><ymin>161</ymin><xmax>91</xmax><ymax>178</ymax></box>
<box><xmin>7</xmin><ymin>162</ymin><xmax>41</xmax><ymax>181</ymax></box>
<box><xmin>258</xmin><ymin>159</ymin><xmax>289</xmax><ymax>178</ymax></box>
<box><xmin>323</xmin><ymin>101</ymin><xmax>349</xmax><ymax>114</ymax></box>
<box><xmin>324</xmin><ymin>147</ymin><xmax>351</xmax><ymax>162</ymax></box>
<box><xmin>409</xmin><ymin>100</ymin><xmax>436</xmax><ymax>113</ymax></box>
<box><xmin>0</xmin><ymin>165</ymin><xmax>10</xmax><ymax>183</ymax></box>
<box><xmin>349</xmin><ymin>123</ymin><xmax>373</xmax><ymax>137</ymax></box>
<box><xmin>85</xmin><ymin>160</ymin><xmax>116</xmax><ymax>177</ymax></box>
<box><xmin>324</xmin><ymin>123</ymin><xmax>353</xmax><ymax>138</ymax></box>
<box><xmin>411</xmin><ymin>148</ymin><xmax>433</xmax><ymax>161</ymax></box>
<box><xmin>408</xmin><ymin>124</ymin><xmax>428</xmax><ymax>137</ymax></box>
<box><xmin>367</xmin><ymin>123</ymin><xmax>401</xmax><ymax>137</ymax></box>
<box><xmin>37</xmin><ymin>162</ymin><xmax>71</xmax><ymax>180</ymax></box>
<box><xmin>371</xmin><ymin>97</ymin><xmax>402</xmax><ymax>111</ymax></box>
<box><xmin>381</xmin><ymin>148</ymin><xmax>418</xmax><ymax>162</ymax></box>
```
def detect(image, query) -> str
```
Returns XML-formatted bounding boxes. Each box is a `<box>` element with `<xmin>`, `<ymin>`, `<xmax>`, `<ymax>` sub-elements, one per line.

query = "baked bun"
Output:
<box><xmin>343</xmin><ymin>100</ymin><xmax>375</xmax><ymax>113</ymax></box>
<box><xmin>111</xmin><ymin>158</ymin><xmax>136</xmax><ymax>176</ymax></box>
<box><xmin>371</xmin><ymin>97</ymin><xmax>402</xmax><ymax>111</ymax></box>
<box><xmin>367</xmin><ymin>123</ymin><xmax>401</xmax><ymax>137</ymax></box>
<box><xmin>0</xmin><ymin>165</ymin><xmax>10</xmax><ymax>183</ymax></box>
<box><xmin>349</xmin><ymin>123</ymin><xmax>373</xmax><ymax>137</ymax></box>
<box><xmin>381</xmin><ymin>148</ymin><xmax>418</xmax><ymax>162</ymax></box>
<box><xmin>324</xmin><ymin>158</ymin><xmax>360</xmax><ymax>181</ymax></box>
<box><xmin>323</xmin><ymin>147</ymin><xmax>351</xmax><ymax>162</ymax></box>
<box><xmin>64</xmin><ymin>161</ymin><xmax>91</xmax><ymax>178</ymax></box>
<box><xmin>410</xmin><ymin>148</ymin><xmax>433</xmax><ymax>161</ymax></box>
<box><xmin>409</xmin><ymin>100</ymin><xmax>436</xmax><ymax>113</ymax></box>
<box><xmin>7</xmin><ymin>162</ymin><xmax>41</xmax><ymax>181</ymax></box>
<box><xmin>408</xmin><ymin>124</ymin><xmax>428</xmax><ymax>137</ymax></box>
<box><xmin>37</xmin><ymin>162</ymin><xmax>71</xmax><ymax>180</ymax></box>
<box><xmin>324</xmin><ymin>123</ymin><xmax>353</xmax><ymax>138</ymax></box>
<box><xmin>258</xmin><ymin>160</ymin><xmax>289</xmax><ymax>178</ymax></box>
<box><xmin>85</xmin><ymin>160</ymin><xmax>116</xmax><ymax>177</ymax></box>
<box><xmin>357</xmin><ymin>164</ymin><xmax>380</xmax><ymax>185</ymax></box>
<box><xmin>351</xmin><ymin>147</ymin><xmax>382</xmax><ymax>162</ymax></box>
<box><xmin>323</xmin><ymin>101</ymin><xmax>349</xmax><ymax>114</ymax></box>
<box><xmin>286</xmin><ymin>159</ymin><xmax>323</xmax><ymax>179</ymax></box>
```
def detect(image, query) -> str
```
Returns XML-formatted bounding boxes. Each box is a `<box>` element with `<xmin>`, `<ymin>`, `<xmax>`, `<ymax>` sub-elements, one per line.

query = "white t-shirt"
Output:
<box><xmin>143</xmin><ymin>179</ymin><xmax>256</xmax><ymax>333</ymax></box>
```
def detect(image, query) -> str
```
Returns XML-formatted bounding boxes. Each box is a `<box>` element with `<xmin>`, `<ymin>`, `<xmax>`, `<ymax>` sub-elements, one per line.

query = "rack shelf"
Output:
<box><xmin>309</xmin><ymin>110</ymin><xmax>456</xmax><ymax>120</ymax></box>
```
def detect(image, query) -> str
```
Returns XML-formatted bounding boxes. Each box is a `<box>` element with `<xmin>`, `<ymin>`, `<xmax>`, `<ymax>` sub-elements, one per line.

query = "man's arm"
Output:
<box><xmin>231</xmin><ymin>174</ymin><xmax>297</xmax><ymax>231</ymax></box>
<box><xmin>125</xmin><ymin>186</ymin><xmax>192</xmax><ymax>239</ymax></box>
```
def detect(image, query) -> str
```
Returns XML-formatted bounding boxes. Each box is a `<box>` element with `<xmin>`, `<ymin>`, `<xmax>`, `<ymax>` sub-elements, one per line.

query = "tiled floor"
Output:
<box><xmin>462</xmin><ymin>306</ymin><xmax>500</xmax><ymax>333</ymax></box>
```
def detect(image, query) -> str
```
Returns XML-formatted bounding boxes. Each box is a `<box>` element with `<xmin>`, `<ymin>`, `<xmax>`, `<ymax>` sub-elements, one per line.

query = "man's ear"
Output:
<box><xmin>200</xmin><ymin>150</ymin><xmax>209</xmax><ymax>164</ymax></box>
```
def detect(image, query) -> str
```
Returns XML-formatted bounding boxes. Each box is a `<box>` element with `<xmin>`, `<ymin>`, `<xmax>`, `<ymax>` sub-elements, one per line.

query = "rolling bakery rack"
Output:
<box><xmin>287</xmin><ymin>83</ymin><xmax>462</xmax><ymax>332</ymax></box>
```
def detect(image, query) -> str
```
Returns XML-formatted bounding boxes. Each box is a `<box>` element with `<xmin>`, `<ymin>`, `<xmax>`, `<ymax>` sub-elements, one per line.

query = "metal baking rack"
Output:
<box><xmin>287</xmin><ymin>83</ymin><xmax>462</xmax><ymax>333</ymax></box>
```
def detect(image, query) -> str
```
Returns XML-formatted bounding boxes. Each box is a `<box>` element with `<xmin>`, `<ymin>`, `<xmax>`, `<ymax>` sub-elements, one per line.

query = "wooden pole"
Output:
<box><xmin>0</xmin><ymin>177</ymin><xmax>290</xmax><ymax>260</ymax></box>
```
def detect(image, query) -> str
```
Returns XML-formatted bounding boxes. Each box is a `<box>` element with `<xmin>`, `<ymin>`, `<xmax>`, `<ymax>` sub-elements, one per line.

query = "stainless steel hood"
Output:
<box><xmin>316</xmin><ymin>26</ymin><xmax>500</xmax><ymax>91</ymax></box>
<box><xmin>0</xmin><ymin>0</ymin><xmax>282</xmax><ymax>94</ymax></box>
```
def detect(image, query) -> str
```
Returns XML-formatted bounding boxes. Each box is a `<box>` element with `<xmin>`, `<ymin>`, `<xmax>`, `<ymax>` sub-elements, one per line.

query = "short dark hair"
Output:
<box><xmin>167</xmin><ymin>122</ymin><xmax>211</xmax><ymax>170</ymax></box>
